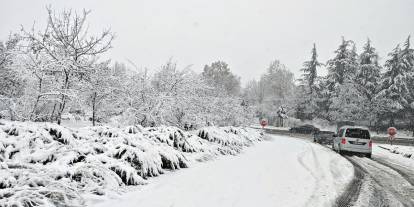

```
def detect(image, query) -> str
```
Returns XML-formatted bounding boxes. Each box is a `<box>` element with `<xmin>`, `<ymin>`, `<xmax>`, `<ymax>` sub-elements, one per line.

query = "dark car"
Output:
<box><xmin>289</xmin><ymin>124</ymin><xmax>320</xmax><ymax>134</ymax></box>
<box><xmin>313</xmin><ymin>130</ymin><xmax>335</xmax><ymax>144</ymax></box>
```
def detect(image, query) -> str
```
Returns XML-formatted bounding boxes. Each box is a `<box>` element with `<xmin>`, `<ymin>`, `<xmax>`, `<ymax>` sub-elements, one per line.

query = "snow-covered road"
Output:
<box><xmin>92</xmin><ymin>135</ymin><xmax>353</xmax><ymax>207</ymax></box>
<box><xmin>348</xmin><ymin>145</ymin><xmax>414</xmax><ymax>207</ymax></box>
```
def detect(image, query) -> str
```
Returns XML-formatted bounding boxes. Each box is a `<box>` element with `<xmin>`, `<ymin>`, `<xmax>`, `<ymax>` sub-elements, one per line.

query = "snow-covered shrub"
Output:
<box><xmin>0</xmin><ymin>120</ymin><xmax>263</xmax><ymax>206</ymax></box>
<box><xmin>197</xmin><ymin>126</ymin><xmax>263</xmax><ymax>155</ymax></box>
<box><xmin>146</xmin><ymin>127</ymin><xmax>197</xmax><ymax>152</ymax></box>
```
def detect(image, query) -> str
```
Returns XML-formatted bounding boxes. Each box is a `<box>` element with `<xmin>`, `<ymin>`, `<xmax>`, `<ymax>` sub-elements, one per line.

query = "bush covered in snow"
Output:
<box><xmin>0</xmin><ymin>120</ymin><xmax>264</xmax><ymax>206</ymax></box>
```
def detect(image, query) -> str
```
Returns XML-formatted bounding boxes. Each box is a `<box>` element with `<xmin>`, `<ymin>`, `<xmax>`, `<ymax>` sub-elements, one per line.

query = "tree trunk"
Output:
<box><xmin>30</xmin><ymin>78</ymin><xmax>43</xmax><ymax>121</ymax></box>
<box><xmin>57</xmin><ymin>72</ymin><xmax>71</xmax><ymax>125</ymax></box>
<box><xmin>92</xmin><ymin>92</ymin><xmax>97</xmax><ymax>126</ymax></box>
<box><xmin>8</xmin><ymin>107</ymin><xmax>15</xmax><ymax>121</ymax></box>
<box><xmin>389</xmin><ymin>114</ymin><xmax>395</xmax><ymax>127</ymax></box>
<box><xmin>50</xmin><ymin>103</ymin><xmax>57</xmax><ymax>123</ymax></box>
<box><xmin>410</xmin><ymin>112</ymin><xmax>414</xmax><ymax>137</ymax></box>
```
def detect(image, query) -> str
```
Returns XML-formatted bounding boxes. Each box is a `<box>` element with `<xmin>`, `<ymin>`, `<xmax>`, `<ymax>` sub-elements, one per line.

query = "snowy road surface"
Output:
<box><xmin>92</xmin><ymin>135</ymin><xmax>352</xmax><ymax>207</ymax></box>
<box><xmin>348</xmin><ymin>145</ymin><xmax>414</xmax><ymax>207</ymax></box>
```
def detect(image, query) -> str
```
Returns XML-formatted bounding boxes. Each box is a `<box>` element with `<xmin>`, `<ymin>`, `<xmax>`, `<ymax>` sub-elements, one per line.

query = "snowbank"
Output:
<box><xmin>378</xmin><ymin>144</ymin><xmax>414</xmax><ymax>159</ymax></box>
<box><xmin>0</xmin><ymin>120</ymin><xmax>264</xmax><ymax>207</ymax></box>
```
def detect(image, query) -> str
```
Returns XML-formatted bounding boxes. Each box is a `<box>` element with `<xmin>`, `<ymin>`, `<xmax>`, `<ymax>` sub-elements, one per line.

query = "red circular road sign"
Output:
<box><xmin>387</xmin><ymin>127</ymin><xmax>397</xmax><ymax>136</ymax></box>
<box><xmin>260</xmin><ymin>119</ymin><xmax>268</xmax><ymax>128</ymax></box>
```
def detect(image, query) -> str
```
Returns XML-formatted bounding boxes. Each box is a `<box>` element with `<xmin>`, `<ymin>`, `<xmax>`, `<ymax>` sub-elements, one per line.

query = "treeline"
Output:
<box><xmin>295</xmin><ymin>37</ymin><xmax>414</xmax><ymax>134</ymax></box>
<box><xmin>2</xmin><ymin>7</ymin><xmax>412</xmax><ymax>131</ymax></box>
<box><xmin>0</xmin><ymin>7</ymin><xmax>254</xmax><ymax>127</ymax></box>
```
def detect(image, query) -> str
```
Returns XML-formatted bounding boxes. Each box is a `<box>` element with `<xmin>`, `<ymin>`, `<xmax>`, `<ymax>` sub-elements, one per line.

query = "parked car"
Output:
<box><xmin>313</xmin><ymin>130</ymin><xmax>335</xmax><ymax>144</ymax></box>
<box><xmin>332</xmin><ymin>126</ymin><xmax>372</xmax><ymax>158</ymax></box>
<box><xmin>289</xmin><ymin>124</ymin><xmax>320</xmax><ymax>134</ymax></box>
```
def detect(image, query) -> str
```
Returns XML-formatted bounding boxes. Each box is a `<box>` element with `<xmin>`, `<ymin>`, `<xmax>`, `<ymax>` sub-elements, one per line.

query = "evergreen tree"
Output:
<box><xmin>400</xmin><ymin>36</ymin><xmax>414</xmax><ymax>102</ymax></box>
<box><xmin>296</xmin><ymin>44</ymin><xmax>322</xmax><ymax>120</ymax></box>
<box><xmin>399</xmin><ymin>36</ymin><xmax>414</xmax><ymax>134</ymax></box>
<box><xmin>202</xmin><ymin>61</ymin><xmax>241</xmax><ymax>96</ymax></box>
<box><xmin>323</xmin><ymin>37</ymin><xmax>360</xmax><ymax>121</ymax></box>
<box><xmin>355</xmin><ymin>39</ymin><xmax>382</xmax><ymax>126</ymax></box>
<box><xmin>378</xmin><ymin>44</ymin><xmax>410</xmax><ymax>126</ymax></box>
<box><xmin>301</xmin><ymin>43</ymin><xmax>322</xmax><ymax>93</ymax></box>
<box><xmin>326</xmin><ymin>37</ymin><xmax>359</xmax><ymax>86</ymax></box>
<box><xmin>329</xmin><ymin>81</ymin><xmax>366</xmax><ymax>121</ymax></box>
<box><xmin>400</xmin><ymin>36</ymin><xmax>414</xmax><ymax>74</ymax></box>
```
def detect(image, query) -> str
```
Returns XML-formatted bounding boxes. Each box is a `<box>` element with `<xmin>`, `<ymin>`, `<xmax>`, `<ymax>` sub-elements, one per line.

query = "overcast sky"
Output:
<box><xmin>1</xmin><ymin>0</ymin><xmax>414</xmax><ymax>84</ymax></box>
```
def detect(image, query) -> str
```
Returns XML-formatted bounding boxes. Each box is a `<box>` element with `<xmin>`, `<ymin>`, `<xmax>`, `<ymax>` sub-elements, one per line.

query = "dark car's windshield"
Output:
<box><xmin>345</xmin><ymin>128</ymin><xmax>370</xmax><ymax>139</ymax></box>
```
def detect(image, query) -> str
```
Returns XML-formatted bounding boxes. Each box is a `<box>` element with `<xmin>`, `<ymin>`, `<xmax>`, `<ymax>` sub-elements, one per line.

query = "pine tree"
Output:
<box><xmin>378</xmin><ymin>44</ymin><xmax>410</xmax><ymax>126</ymax></box>
<box><xmin>296</xmin><ymin>44</ymin><xmax>322</xmax><ymax>120</ymax></box>
<box><xmin>326</xmin><ymin>37</ymin><xmax>359</xmax><ymax>86</ymax></box>
<box><xmin>355</xmin><ymin>39</ymin><xmax>382</xmax><ymax>125</ymax></box>
<box><xmin>399</xmin><ymin>35</ymin><xmax>414</xmax><ymax>134</ymax></box>
<box><xmin>301</xmin><ymin>43</ymin><xmax>322</xmax><ymax>93</ymax></box>
<box><xmin>324</xmin><ymin>37</ymin><xmax>360</xmax><ymax>121</ymax></box>
<box><xmin>400</xmin><ymin>36</ymin><xmax>414</xmax><ymax>73</ymax></box>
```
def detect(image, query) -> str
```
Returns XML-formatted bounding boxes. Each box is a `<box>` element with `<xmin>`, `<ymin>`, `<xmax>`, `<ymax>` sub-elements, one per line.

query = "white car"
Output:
<box><xmin>332</xmin><ymin>126</ymin><xmax>372</xmax><ymax>158</ymax></box>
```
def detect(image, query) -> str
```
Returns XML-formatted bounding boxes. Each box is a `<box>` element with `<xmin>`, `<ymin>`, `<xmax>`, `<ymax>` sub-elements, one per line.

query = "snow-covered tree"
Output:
<box><xmin>355</xmin><ymin>39</ymin><xmax>382</xmax><ymax>126</ymax></box>
<box><xmin>322</xmin><ymin>37</ymin><xmax>360</xmax><ymax>121</ymax></box>
<box><xmin>301</xmin><ymin>43</ymin><xmax>322</xmax><ymax>93</ymax></box>
<box><xmin>202</xmin><ymin>61</ymin><xmax>241</xmax><ymax>96</ymax></box>
<box><xmin>0</xmin><ymin>35</ymin><xmax>24</xmax><ymax>120</ymax></box>
<box><xmin>80</xmin><ymin>60</ymin><xmax>120</xmax><ymax>126</ymax></box>
<box><xmin>22</xmin><ymin>6</ymin><xmax>114</xmax><ymax>124</ymax></box>
<box><xmin>328</xmin><ymin>81</ymin><xmax>366</xmax><ymax>121</ymax></box>
<box><xmin>326</xmin><ymin>37</ymin><xmax>359</xmax><ymax>86</ymax></box>
<box><xmin>245</xmin><ymin>60</ymin><xmax>295</xmax><ymax>125</ymax></box>
<box><xmin>398</xmin><ymin>36</ymin><xmax>414</xmax><ymax>133</ymax></box>
<box><xmin>296</xmin><ymin>44</ymin><xmax>322</xmax><ymax>120</ymax></box>
<box><xmin>378</xmin><ymin>43</ymin><xmax>411</xmax><ymax>126</ymax></box>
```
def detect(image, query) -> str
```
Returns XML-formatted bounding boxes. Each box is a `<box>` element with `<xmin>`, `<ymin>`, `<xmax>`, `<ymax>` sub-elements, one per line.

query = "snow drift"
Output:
<box><xmin>0</xmin><ymin>121</ymin><xmax>264</xmax><ymax>207</ymax></box>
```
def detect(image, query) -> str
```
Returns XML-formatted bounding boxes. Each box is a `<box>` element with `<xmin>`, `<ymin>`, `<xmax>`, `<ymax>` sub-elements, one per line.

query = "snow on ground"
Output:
<box><xmin>93</xmin><ymin>135</ymin><xmax>353</xmax><ymax>207</ymax></box>
<box><xmin>0</xmin><ymin>120</ymin><xmax>263</xmax><ymax>206</ymax></box>
<box><xmin>351</xmin><ymin>144</ymin><xmax>414</xmax><ymax>207</ymax></box>
<box><xmin>377</xmin><ymin>144</ymin><xmax>414</xmax><ymax>159</ymax></box>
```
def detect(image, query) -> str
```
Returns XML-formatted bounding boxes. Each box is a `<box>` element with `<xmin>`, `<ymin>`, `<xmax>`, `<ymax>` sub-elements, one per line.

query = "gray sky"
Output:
<box><xmin>2</xmin><ymin>0</ymin><xmax>414</xmax><ymax>84</ymax></box>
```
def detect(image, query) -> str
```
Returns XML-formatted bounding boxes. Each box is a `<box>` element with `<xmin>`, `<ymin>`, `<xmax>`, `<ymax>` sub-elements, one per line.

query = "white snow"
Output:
<box><xmin>375</xmin><ymin>144</ymin><xmax>414</xmax><ymax>162</ymax></box>
<box><xmin>377</xmin><ymin>144</ymin><xmax>414</xmax><ymax>160</ymax></box>
<box><xmin>0</xmin><ymin>120</ymin><xmax>263</xmax><ymax>206</ymax></box>
<box><xmin>92</xmin><ymin>135</ymin><xmax>353</xmax><ymax>207</ymax></box>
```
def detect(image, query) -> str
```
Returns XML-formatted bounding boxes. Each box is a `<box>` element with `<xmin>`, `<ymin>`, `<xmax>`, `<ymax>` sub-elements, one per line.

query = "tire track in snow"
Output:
<box><xmin>263</xmin><ymin>132</ymin><xmax>406</xmax><ymax>206</ymax></box>
<box><xmin>348</xmin><ymin>156</ymin><xmax>414</xmax><ymax>207</ymax></box>
<box><xmin>352</xmin><ymin>157</ymin><xmax>414</xmax><ymax>207</ymax></box>
<box><xmin>333</xmin><ymin>156</ymin><xmax>365</xmax><ymax>207</ymax></box>
<box><xmin>318</xmin><ymin>143</ymin><xmax>395</xmax><ymax>207</ymax></box>
<box><xmin>296</xmin><ymin>144</ymin><xmax>325</xmax><ymax>206</ymax></box>
<box><xmin>372</xmin><ymin>157</ymin><xmax>414</xmax><ymax>186</ymax></box>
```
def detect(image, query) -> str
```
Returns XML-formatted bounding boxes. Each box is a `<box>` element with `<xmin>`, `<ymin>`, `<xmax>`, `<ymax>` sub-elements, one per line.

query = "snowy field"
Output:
<box><xmin>0</xmin><ymin>120</ymin><xmax>263</xmax><ymax>206</ymax></box>
<box><xmin>93</xmin><ymin>135</ymin><xmax>353</xmax><ymax>207</ymax></box>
